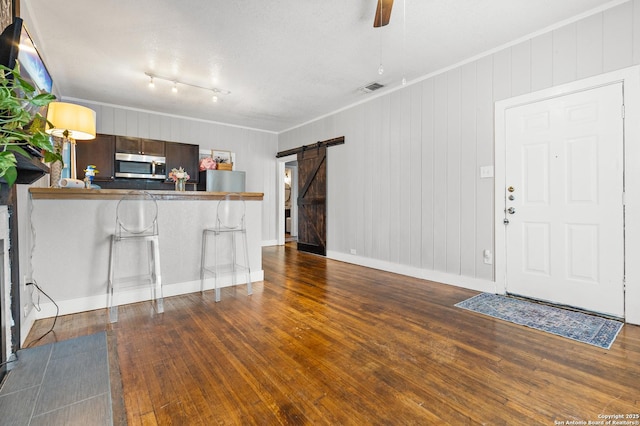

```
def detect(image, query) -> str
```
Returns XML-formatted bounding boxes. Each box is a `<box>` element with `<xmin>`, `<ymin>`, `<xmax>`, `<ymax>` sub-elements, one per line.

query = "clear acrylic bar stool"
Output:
<box><xmin>200</xmin><ymin>193</ymin><xmax>252</xmax><ymax>302</ymax></box>
<box><xmin>107</xmin><ymin>190</ymin><xmax>163</xmax><ymax>322</ymax></box>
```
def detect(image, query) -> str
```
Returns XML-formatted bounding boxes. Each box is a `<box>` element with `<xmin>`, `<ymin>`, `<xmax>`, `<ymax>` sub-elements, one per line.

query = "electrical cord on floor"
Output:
<box><xmin>24</xmin><ymin>280</ymin><xmax>59</xmax><ymax>348</ymax></box>
<box><xmin>0</xmin><ymin>352</ymin><xmax>18</xmax><ymax>368</ymax></box>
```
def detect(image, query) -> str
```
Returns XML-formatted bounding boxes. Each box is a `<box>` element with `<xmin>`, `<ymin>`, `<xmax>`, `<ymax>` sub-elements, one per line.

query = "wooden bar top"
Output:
<box><xmin>29</xmin><ymin>188</ymin><xmax>264</xmax><ymax>201</ymax></box>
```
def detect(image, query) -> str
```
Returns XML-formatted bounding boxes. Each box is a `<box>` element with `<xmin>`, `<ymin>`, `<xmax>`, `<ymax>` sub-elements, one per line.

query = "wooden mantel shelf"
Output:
<box><xmin>29</xmin><ymin>188</ymin><xmax>264</xmax><ymax>201</ymax></box>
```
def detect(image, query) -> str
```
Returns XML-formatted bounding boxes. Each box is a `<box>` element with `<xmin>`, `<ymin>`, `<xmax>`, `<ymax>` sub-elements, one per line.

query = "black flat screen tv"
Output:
<box><xmin>0</xmin><ymin>17</ymin><xmax>53</xmax><ymax>142</ymax></box>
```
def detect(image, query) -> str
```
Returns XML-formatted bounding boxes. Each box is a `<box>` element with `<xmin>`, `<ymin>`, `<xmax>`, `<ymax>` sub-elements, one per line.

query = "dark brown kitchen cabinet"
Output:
<box><xmin>115</xmin><ymin>136</ymin><xmax>165</xmax><ymax>156</ymax></box>
<box><xmin>75</xmin><ymin>133</ymin><xmax>115</xmax><ymax>181</ymax></box>
<box><xmin>165</xmin><ymin>142</ymin><xmax>199</xmax><ymax>183</ymax></box>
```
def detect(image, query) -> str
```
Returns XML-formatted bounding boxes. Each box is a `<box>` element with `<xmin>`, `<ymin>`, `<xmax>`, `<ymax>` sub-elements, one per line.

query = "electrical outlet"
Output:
<box><xmin>483</xmin><ymin>249</ymin><xmax>493</xmax><ymax>265</ymax></box>
<box><xmin>23</xmin><ymin>304</ymin><xmax>29</xmax><ymax>317</ymax></box>
<box><xmin>350</xmin><ymin>249</ymin><xmax>357</xmax><ymax>255</ymax></box>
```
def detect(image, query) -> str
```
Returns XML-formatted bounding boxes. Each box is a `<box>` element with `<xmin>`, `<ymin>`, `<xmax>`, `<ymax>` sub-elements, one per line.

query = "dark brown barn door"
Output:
<box><xmin>297</xmin><ymin>146</ymin><xmax>326</xmax><ymax>255</ymax></box>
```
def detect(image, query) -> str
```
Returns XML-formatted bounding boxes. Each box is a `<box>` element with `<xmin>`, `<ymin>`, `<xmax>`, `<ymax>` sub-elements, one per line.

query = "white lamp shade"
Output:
<box><xmin>46</xmin><ymin>102</ymin><xmax>96</xmax><ymax>140</ymax></box>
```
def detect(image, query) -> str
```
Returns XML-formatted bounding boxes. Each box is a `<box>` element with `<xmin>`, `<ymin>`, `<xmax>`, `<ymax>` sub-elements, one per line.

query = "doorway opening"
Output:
<box><xmin>277</xmin><ymin>154</ymin><xmax>296</xmax><ymax>246</ymax></box>
<box><xmin>284</xmin><ymin>161</ymin><xmax>298</xmax><ymax>243</ymax></box>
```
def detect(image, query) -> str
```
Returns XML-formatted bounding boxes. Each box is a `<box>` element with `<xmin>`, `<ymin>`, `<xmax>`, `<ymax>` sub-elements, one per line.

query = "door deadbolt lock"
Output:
<box><xmin>507</xmin><ymin>207</ymin><xmax>516</xmax><ymax>214</ymax></box>
<box><xmin>508</xmin><ymin>186</ymin><xmax>515</xmax><ymax>193</ymax></box>
<box><xmin>508</xmin><ymin>195</ymin><xmax>515</xmax><ymax>201</ymax></box>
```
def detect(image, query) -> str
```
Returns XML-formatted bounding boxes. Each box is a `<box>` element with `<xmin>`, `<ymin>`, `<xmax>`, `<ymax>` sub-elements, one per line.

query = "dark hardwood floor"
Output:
<box><xmin>25</xmin><ymin>244</ymin><xmax>640</xmax><ymax>425</ymax></box>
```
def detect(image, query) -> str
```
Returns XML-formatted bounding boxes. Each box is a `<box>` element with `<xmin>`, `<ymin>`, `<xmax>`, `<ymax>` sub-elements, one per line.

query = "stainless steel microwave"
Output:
<box><xmin>114</xmin><ymin>153</ymin><xmax>167</xmax><ymax>180</ymax></box>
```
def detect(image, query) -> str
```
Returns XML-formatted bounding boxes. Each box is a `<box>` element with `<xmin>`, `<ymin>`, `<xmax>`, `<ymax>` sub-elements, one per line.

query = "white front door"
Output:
<box><xmin>504</xmin><ymin>83</ymin><xmax>624</xmax><ymax>317</ymax></box>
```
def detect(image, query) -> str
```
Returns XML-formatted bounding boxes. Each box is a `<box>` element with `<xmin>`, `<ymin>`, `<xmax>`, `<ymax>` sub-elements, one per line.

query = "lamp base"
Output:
<box><xmin>49</xmin><ymin>160</ymin><xmax>62</xmax><ymax>188</ymax></box>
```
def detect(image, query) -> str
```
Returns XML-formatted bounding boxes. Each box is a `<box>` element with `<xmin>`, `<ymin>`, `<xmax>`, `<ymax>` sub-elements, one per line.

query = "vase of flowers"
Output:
<box><xmin>169</xmin><ymin>167</ymin><xmax>190</xmax><ymax>191</ymax></box>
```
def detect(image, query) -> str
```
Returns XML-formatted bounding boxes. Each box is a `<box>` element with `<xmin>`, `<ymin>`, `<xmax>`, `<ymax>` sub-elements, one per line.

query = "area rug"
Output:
<box><xmin>0</xmin><ymin>331</ymin><xmax>126</xmax><ymax>425</ymax></box>
<box><xmin>455</xmin><ymin>293</ymin><xmax>623</xmax><ymax>349</ymax></box>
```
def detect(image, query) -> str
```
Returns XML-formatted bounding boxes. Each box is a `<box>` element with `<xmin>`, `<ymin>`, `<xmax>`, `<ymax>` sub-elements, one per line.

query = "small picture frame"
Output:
<box><xmin>212</xmin><ymin>150</ymin><xmax>232</xmax><ymax>165</ymax></box>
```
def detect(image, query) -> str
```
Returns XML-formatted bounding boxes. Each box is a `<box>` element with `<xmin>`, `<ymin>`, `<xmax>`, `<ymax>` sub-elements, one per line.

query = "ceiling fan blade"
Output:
<box><xmin>373</xmin><ymin>0</ymin><xmax>394</xmax><ymax>28</ymax></box>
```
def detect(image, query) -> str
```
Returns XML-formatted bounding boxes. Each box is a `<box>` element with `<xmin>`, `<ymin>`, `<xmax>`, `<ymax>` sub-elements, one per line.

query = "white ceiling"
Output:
<box><xmin>21</xmin><ymin>0</ymin><xmax>618</xmax><ymax>133</ymax></box>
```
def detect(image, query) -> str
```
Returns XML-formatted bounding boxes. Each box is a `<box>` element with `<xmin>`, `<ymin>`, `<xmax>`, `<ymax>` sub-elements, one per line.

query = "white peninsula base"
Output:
<box><xmin>26</xmin><ymin>189</ymin><xmax>264</xmax><ymax>318</ymax></box>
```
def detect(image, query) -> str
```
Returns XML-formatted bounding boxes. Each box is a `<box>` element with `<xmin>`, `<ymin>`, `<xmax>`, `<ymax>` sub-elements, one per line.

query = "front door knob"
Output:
<box><xmin>508</xmin><ymin>207</ymin><xmax>516</xmax><ymax>214</ymax></box>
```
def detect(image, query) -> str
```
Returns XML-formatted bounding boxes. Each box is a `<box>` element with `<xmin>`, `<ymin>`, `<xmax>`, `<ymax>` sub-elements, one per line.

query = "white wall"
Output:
<box><xmin>68</xmin><ymin>100</ymin><xmax>279</xmax><ymax>244</ymax></box>
<box><xmin>278</xmin><ymin>0</ymin><xmax>640</xmax><ymax>293</ymax></box>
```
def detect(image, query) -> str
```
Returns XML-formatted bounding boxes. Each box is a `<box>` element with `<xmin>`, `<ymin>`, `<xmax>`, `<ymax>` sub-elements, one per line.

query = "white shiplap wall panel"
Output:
<box><xmin>370</xmin><ymin>98</ymin><xmax>383</xmax><ymax>260</ymax></box>
<box><xmin>459</xmin><ymin>62</ymin><xmax>477</xmax><ymax>278</ymax></box>
<box><xmin>388</xmin><ymin>92</ymin><xmax>402</xmax><ymax>264</ymax></box>
<box><xmin>125</xmin><ymin>110</ymin><xmax>138</xmax><ymax>137</ymax></box>
<box><xmin>148</xmin><ymin>114</ymin><xmax>163</xmax><ymax>140</ymax></box>
<box><xmin>446</xmin><ymin>69</ymin><xmax>461</xmax><ymax>275</ymax></box>
<box><xmin>398</xmin><ymin>88</ymin><xmax>412</xmax><ymax>266</ymax></box>
<box><xmin>420</xmin><ymin>79</ymin><xmax>435</xmax><ymax>270</ymax></box>
<box><xmin>169</xmin><ymin>116</ymin><xmax>180</xmax><ymax>142</ymax></box>
<box><xmin>511</xmin><ymin>41</ymin><xmax>532</xmax><ymax>97</ymax></box>
<box><xmin>378</xmin><ymin>96</ymin><xmax>392</xmax><ymax>261</ymax></box>
<box><xmin>603</xmin><ymin>2</ymin><xmax>634</xmax><ymax>72</ymax></box>
<box><xmin>475</xmin><ymin>56</ymin><xmax>495</xmax><ymax>281</ymax></box>
<box><xmin>531</xmin><ymin>32</ymin><xmax>554</xmax><ymax>92</ymax></box>
<box><xmin>352</xmin><ymin>104</ymin><xmax>366</xmax><ymax>257</ymax></box>
<box><xmin>160</xmin><ymin>115</ymin><xmax>172</xmax><ymax>141</ymax></box>
<box><xmin>331</xmin><ymin>112</ymin><xmax>350</xmax><ymax>255</ymax></box>
<box><xmin>493</xmin><ymin>49</ymin><xmax>512</xmax><ymax>102</ymax></box>
<box><xmin>552</xmin><ymin>24</ymin><xmax>578</xmax><ymax>86</ymax></box>
<box><xmin>114</xmin><ymin>109</ymin><xmax>127</xmax><ymax>136</ymax></box>
<box><xmin>98</xmin><ymin>105</ymin><xmax>115</xmax><ymax>135</ymax></box>
<box><xmin>433</xmin><ymin>74</ymin><xmax>448</xmax><ymax>272</ymax></box>
<box><xmin>577</xmin><ymin>13</ymin><xmax>604</xmax><ymax>79</ymax></box>
<box><xmin>409</xmin><ymin>85</ymin><xmax>423</xmax><ymax>268</ymax></box>
<box><xmin>362</xmin><ymin>101</ymin><xmax>376</xmax><ymax>258</ymax></box>
<box><xmin>634</xmin><ymin>0</ymin><xmax>640</xmax><ymax>64</ymax></box>
<box><xmin>138</xmin><ymin>113</ymin><xmax>150</xmax><ymax>139</ymax></box>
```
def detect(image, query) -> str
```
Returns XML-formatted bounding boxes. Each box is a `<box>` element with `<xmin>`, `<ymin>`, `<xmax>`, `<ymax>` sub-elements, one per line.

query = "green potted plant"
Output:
<box><xmin>0</xmin><ymin>63</ymin><xmax>61</xmax><ymax>186</ymax></box>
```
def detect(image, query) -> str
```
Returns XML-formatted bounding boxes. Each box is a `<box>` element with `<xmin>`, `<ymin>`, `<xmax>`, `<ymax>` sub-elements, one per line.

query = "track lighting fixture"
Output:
<box><xmin>144</xmin><ymin>72</ymin><xmax>230</xmax><ymax>98</ymax></box>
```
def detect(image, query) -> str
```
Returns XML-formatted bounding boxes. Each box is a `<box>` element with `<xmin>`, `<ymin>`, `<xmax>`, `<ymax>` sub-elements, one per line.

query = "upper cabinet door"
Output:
<box><xmin>141</xmin><ymin>139</ymin><xmax>165</xmax><ymax>156</ymax></box>
<box><xmin>76</xmin><ymin>134</ymin><xmax>116</xmax><ymax>181</ymax></box>
<box><xmin>165</xmin><ymin>142</ymin><xmax>199</xmax><ymax>183</ymax></box>
<box><xmin>115</xmin><ymin>136</ymin><xmax>165</xmax><ymax>156</ymax></box>
<box><xmin>115</xmin><ymin>136</ymin><xmax>140</xmax><ymax>154</ymax></box>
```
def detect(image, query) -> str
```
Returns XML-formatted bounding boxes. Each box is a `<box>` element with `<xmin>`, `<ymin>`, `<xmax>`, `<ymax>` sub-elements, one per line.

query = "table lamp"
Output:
<box><xmin>46</xmin><ymin>102</ymin><xmax>96</xmax><ymax>181</ymax></box>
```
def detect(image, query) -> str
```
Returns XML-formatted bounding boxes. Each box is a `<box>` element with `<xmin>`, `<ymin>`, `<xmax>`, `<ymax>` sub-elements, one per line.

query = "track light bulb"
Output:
<box><xmin>378</xmin><ymin>64</ymin><xmax>384</xmax><ymax>75</ymax></box>
<box><xmin>402</xmin><ymin>77</ymin><xmax>407</xmax><ymax>86</ymax></box>
<box><xmin>212</xmin><ymin>94</ymin><xmax>219</xmax><ymax>103</ymax></box>
<box><xmin>172</xmin><ymin>82</ymin><xmax>178</xmax><ymax>93</ymax></box>
<box><xmin>148</xmin><ymin>76</ymin><xmax>155</xmax><ymax>88</ymax></box>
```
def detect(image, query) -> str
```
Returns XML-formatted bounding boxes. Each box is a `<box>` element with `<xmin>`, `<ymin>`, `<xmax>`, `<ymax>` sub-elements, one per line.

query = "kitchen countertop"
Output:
<box><xmin>29</xmin><ymin>188</ymin><xmax>264</xmax><ymax>201</ymax></box>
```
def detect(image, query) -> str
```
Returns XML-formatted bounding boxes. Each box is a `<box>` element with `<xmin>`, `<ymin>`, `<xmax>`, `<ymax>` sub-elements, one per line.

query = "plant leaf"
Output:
<box><xmin>5</xmin><ymin>144</ymin><xmax>31</xmax><ymax>158</ymax></box>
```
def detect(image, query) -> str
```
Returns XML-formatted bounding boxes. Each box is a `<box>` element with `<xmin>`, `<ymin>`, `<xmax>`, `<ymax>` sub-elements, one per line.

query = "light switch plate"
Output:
<box><xmin>480</xmin><ymin>166</ymin><xmax>494</xmax><ymax>178</ymax></box>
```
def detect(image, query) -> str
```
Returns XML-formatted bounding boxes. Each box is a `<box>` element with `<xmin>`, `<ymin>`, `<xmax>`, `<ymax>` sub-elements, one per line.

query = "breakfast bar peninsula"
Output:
<box><xmin>27</xmin><ymin>188</ymin><xmax>264</xmax><ymax>317</ymax></box>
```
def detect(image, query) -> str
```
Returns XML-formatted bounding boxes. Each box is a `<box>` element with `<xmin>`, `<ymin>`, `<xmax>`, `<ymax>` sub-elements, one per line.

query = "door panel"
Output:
<box><xmin>504</xmin><ymin>83</ymin><xmax>624</xmax><ymax>317</ymax></box>
<box><xmin>297</xmin><ymin>146</ymin><xmax>327</xmax><ymax>255</ymax></box>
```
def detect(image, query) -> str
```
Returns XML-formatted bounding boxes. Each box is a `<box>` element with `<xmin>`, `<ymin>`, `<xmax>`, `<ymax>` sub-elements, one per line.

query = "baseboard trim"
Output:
<box><xmin>326</xmin><ymin>250</ymin><xmax>495</xmax><ymax>294</ymax></box>
<box><xmin>29</xmin><ymin>270</ymin><xmax>264</xmax><ymax>320</ymax></box>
